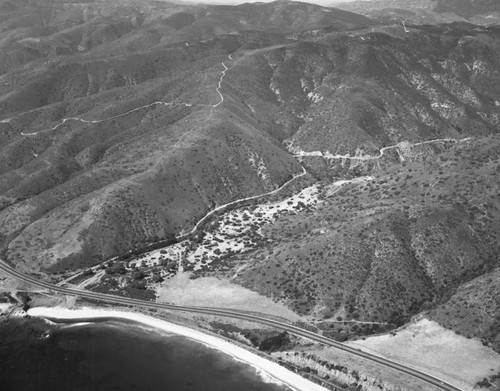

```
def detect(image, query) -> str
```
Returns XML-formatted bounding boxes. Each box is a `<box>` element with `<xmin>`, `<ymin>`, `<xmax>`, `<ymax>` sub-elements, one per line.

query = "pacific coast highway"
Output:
<box><xmin>0</xmin><ymin>258</ymin><xmax>461</xmax><ymax>391</ymax></box>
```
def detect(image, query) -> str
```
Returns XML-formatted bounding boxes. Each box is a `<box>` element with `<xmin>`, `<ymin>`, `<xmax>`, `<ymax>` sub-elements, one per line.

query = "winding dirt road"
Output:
<box><xmin>0</xmin><ymin>258</ymin><xmax>463</xmax><ymax>391</ymax></box>
<box><xmin>182</xmin><ymin>165</ymin><xmax>307</xmax><ymax>237</ymax></box>
<box><xmin>208</xmin><ymin>61</ymin><xmax>228</xmax><ymax>120</ymax></box>
<box><xmin>294</xmin><ymin>137</ymin><xmax>473</xmax><ymax>161</ymax></box>
<box><xmin>6</xmin><ymin>52</ymin><xmax>470</xmax><ymax>391</ymax></box>
<box><xmin>21</xmin><ymin>58</ymin><xmax>232</xmax><ymax>137</ymax></box>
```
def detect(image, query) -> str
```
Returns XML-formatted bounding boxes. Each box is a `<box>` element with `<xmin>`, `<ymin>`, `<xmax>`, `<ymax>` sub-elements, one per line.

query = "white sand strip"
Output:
<box><xmin>28</xmin><ymin>307</ymin><xmax>328</xmax><ymax>391</ymax></box>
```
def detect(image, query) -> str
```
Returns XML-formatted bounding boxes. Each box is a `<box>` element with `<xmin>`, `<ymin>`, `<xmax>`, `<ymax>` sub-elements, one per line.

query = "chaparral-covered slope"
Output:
<box><xmin>0</xmin><ymin>1</ymin><xmax>500</xmax><ymax>358</ymax></box>
<box><xmin>0</xmin><ymin>0</ymin><xmax>369</xmax><ymax>272</ymax></box>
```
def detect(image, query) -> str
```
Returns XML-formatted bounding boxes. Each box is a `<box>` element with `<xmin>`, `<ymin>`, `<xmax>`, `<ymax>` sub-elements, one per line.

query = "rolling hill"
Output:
<box><xmin>0</xmin><ymin>0</ymin><xmax>499</xmax><ymax>357</ymax></box>
<box><xmin>334</xmin><ymin>0</ymin><xmax>500</xmax><ymax>25</ymax></box>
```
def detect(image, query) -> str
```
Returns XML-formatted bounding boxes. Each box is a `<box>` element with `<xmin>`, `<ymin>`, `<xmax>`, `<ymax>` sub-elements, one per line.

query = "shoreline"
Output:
<box><xmin>26</xmin><ymin>306</ymin><xmax>328</xmax><ymax>391</ymax></box>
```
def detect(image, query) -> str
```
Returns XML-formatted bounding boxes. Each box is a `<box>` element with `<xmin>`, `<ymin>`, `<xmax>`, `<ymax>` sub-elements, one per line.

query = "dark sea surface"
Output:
<box><xmin>0</xmin><ymin>316</ymin><xmax>292</xmax><ymax>391</ymax></box>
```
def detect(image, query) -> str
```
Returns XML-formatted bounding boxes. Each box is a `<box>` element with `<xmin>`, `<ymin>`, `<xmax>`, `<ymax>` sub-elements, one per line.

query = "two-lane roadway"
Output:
<box><xmin>0</xmin><ymin>258</ymin><xmax>461</xmax><ymax>391</ymax></box>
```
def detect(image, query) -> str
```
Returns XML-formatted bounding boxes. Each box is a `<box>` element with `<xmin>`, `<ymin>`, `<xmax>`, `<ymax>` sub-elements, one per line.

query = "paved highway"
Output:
<box><xmin>0</xmin><ymin>258</ymin><xmax>461</xmax><ymax>391</ymax></box>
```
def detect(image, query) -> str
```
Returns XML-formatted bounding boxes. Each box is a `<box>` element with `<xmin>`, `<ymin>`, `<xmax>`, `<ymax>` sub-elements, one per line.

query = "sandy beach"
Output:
<box><xmin>27</xmin><ymin>306</ymin><xmax>328</xmax><ymax>391</ymax></box>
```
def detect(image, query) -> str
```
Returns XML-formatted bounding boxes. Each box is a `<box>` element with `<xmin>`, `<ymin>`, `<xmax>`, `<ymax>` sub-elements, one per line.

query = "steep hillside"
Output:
<box><xmin>0</xmin><ymin>35</ymin><xmax>306</xmax><ymax>272</ymax></box>
<box><xmin>218</xmin><ymin>135</ymin><xmax>500</xmax><ymax>344</ymax></box>
<box><xmin>1</xmin><ymin>5</ymin><xmax>500</xmax><ymax>379</ymax></box>
<box><xmin>0</xmin><ymin>0</ymin><xmax>161</xmax><ymax>75</ymax></box>
<box><xmin>281</xmin><ymin>23</ymin><xmax>500</xmax><ymax>165</ymax></box>
<box><xmin>1</xmin><ymin>0</ymin><xmax>499</xmax><ymax>327</ymax></box>
<box><xmin>80</xmin><ymin>1</ymin><xmax>371</xmax><ymax>56</ymax></box>
<box><xmin>0</xmin><ymin>0</ymin><xmax>370</xmax><ymax>76</ymax></box>
<box><xmin>0</xmin><ymin>1</ymin><xmax>370</xmax><ymax>273</ymax></box>
<box><xmin>429</xmin><ymin>266</ymin><xmax>500</xmax><ymax>352</ymax></box>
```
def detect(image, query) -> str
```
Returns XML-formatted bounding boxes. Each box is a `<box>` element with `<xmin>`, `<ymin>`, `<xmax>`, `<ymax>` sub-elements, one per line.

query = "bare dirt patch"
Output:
<box><xmin>156</xmin><ymin>273</ymin><xmax>302</xmax><ymax>321</ymax></box>
<box><xmin>346</xmin><ymin>318</ymin><xmax>500</xmax><ymax>390</ymax></box>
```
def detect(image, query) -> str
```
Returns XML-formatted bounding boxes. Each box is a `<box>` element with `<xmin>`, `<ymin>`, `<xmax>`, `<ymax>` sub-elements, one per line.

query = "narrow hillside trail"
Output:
<box><xmin>16</xmin><ymin>55</ymin><xmax>476</xmax><ymax>245</ymax></box>
<box><xmin>178</xmin><ymin>165</ymin><xmax>307</xmax><ymax>238</ymax></box>
<box><xmin>14</xmin><ymin>53</ymin><xmax>310</xmax><ymax>245</ymax></box>
<box><xmin>5</xmin><ymin>49</ymin><xmax>482</xmax><ymax>391</ymax></box>
<box><xmin>207</xmin><ymin>61</ymin><xmax>228</xmax><ymax>120</ymax></box>
<box><xmin>294</xmin><ymin>137</ymin><xmax>474</xmax><ymax>162</ymax></box>
<box><xmin>20</xmin><ymin>57</ymin><xmax>233</xmax><ymax>137</ymax></box>
<box><xmin>17</xmin><ymin>51</ymin><xmax>477</xmax><ymax>245</ymax></box>
<box><xmin>20</xmin><ymin>101</ymin><xmax>193</xmax><ymax>136</ymax></box>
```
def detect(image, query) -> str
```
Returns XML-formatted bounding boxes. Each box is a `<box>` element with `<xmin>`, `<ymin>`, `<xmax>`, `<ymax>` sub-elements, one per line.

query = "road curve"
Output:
<box><xmin>0</xmin><ymin>258</ymin><xmax>462</xmax><ymax>391</ymax></box>
<box><xmin>184</xmin><ymin>165</ymin><xmax>307</xmax><ymax>237</ymax></box>
<box><xmin>294</xmin><ymin>137</ymin><xmax>473</xmax><ymax>162</ymax></box>
<box><xmin>21</xmin><ymin>59</ymin><xmax>231</xmax><ymax>137</ymax></box>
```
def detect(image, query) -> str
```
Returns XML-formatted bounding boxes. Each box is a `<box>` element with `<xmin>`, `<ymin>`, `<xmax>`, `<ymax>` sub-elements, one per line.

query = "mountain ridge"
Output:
<box><xmin>334</xmin><ymin>0</ymin><xmax>500</xmax><ymax>25</ymax></box>
<box><xmin>0</xmin><ymin>0</ymin><xmax>499</xmax><ymax>361</ymax></box>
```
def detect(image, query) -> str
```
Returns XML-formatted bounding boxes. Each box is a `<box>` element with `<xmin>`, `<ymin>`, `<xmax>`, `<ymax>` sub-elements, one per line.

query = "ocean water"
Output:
<box><xmin>0</xmin><ymin>317</ymin><xmax>292</xmax><ymax>391</ymax></box>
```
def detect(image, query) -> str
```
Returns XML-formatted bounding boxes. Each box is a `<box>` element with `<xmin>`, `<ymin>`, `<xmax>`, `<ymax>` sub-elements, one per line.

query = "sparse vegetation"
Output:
<box><xmin>1</xmin><ymin>5</ymin><xmax>500</xmax><ymax>388</ymax></box>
